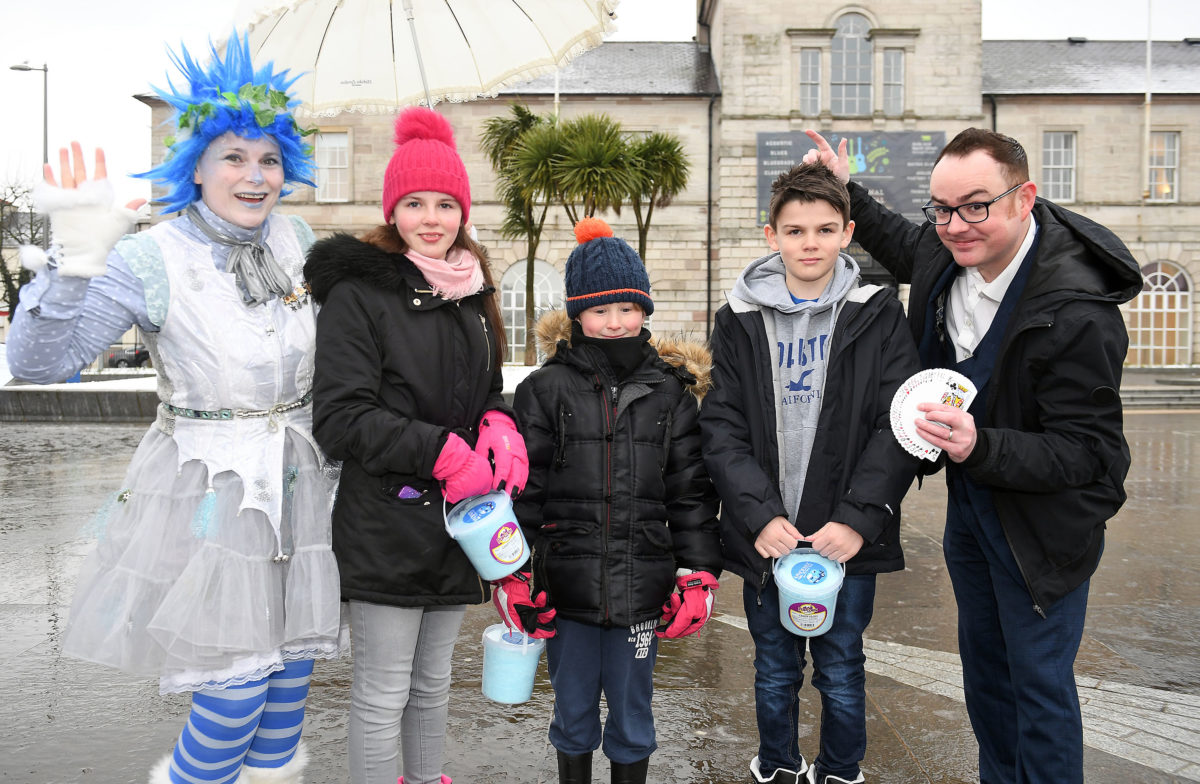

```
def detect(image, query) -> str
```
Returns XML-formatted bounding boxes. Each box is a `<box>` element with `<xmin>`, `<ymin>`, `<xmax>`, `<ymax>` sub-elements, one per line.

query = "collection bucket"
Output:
<box><xmin>773</xmin><ymin>546</ymin><xmax>845</xmax><ymax>637</ymax></box>
<box><xmin>481</xmin><ymin>623</ymin><xmax>545</xmax><ymax>704</ymax></box>
<box><xmin>445</xmin><ymin>490</ymin><xmax>527</xmax><ymax>581</ymax></box>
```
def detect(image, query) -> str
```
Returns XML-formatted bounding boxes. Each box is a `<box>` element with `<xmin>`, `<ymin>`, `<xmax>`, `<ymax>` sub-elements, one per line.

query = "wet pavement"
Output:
<box><xmin>1</xmin><ymin>414</ymin><xmax>1198</xmax><ymax>783</ymax></box>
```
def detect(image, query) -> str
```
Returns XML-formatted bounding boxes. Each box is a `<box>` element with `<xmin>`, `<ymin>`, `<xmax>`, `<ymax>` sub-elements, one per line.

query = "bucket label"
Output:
<box><xmin>788</xmin><ymin>601</ymin><xmax>829</xmax><ymax>632</ymax></box>
<box><xmin>462</xmin><ymin>500</ymin><xmax>496</xmax><ymax>525</ymax></box>
<box><xmin>791</xmin><ymin>560</ymin><xmax>828</xmax><ymax>585</ymax></box>
<box><xmin>490</xmin><ymin>522</ymin><xmax>525</xmax><ymax>564</ymax></box>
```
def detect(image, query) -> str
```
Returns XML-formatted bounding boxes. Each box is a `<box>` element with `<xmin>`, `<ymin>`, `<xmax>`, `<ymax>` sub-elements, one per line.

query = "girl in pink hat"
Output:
<box><xmin>304</xmin><ymin>107</ymin><xmax>525</xmax><ymax>784</ymax></box>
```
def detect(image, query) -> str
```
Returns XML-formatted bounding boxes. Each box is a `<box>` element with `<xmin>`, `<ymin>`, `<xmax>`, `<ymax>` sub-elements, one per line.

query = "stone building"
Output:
<box><xmin>138</xmin><ymin>0</ymin><xmax>1200</xmax><ymax>367</ymax></box>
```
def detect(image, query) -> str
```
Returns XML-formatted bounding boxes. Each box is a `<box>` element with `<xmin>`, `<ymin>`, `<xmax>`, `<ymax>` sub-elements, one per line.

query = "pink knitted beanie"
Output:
<box><xmin>381</xmin><ymin>107</ymin><xmax>471</xmax><ymax>223</ymax></box>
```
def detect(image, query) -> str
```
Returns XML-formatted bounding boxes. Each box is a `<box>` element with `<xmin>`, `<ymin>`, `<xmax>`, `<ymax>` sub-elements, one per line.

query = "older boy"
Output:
<box><xmin>700</xmin><ymin>163</ymin><xmax>921</xmax><ymax>784</ymax></box>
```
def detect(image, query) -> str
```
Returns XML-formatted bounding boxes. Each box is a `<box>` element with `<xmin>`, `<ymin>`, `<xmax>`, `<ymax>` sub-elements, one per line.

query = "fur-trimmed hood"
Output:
<box><xmin>533</xmin><ymin>309</ymin><xmax>713</xmax><ymax>401</ymax></box>
<box><xmin>303</xmin><ymin>232</ymin><xmax>431</xmax><ymax>305</ymax></box>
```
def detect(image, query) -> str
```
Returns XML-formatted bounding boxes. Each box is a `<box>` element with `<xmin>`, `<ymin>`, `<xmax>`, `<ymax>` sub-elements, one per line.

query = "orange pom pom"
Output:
<box><xmin>573</xmin><ymin>217</ymin><xmax>613</xmax><ymax>245</ymax></box>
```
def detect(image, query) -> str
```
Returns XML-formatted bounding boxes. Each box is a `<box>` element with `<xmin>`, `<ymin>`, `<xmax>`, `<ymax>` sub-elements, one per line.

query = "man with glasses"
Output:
<box><xmin>803</xmin><ymin>128</ymin><xmax>1141</xmax><ymax>784</ymax></box>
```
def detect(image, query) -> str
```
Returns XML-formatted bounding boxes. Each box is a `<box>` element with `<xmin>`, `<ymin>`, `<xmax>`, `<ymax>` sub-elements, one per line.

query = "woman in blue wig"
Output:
<box><xmin>6</xmin><ymin>33</ymin><xmax>343</xmax><ymax>784</ymax></box>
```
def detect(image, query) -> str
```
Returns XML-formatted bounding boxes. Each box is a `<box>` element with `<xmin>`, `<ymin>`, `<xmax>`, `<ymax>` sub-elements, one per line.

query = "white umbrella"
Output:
<box><xmin>239</xmin><ymin>0</ymin><xmax>618</xmax><ymax>116</ymax></box>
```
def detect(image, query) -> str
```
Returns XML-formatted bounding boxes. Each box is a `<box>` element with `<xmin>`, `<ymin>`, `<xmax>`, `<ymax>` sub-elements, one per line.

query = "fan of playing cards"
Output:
<box><xmin>890</xmin><ymin>369</ymin><xmax>978</xmax><ymax>461</ymax></box>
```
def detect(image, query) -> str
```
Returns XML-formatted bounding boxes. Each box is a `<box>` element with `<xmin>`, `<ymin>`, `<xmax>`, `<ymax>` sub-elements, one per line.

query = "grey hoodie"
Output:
<box><xmin>729</xmin><ymin>251</ymin><xmax>861</xmax><ymax>523</ymax></box>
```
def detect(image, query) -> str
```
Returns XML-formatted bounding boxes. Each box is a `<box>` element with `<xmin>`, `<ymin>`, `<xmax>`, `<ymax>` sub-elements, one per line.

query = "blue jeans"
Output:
<box><xmin>743</xmin><ymin>573</ymin><xmax>876</xmax><ymax>781</ymax></box>
<box><xmin>546</xmin><ymin>617</ymin><xmax>659</xmax><ymax>765</ymax></box>
<box><xmin>944</xmin><ymin>474</ymin><xmax>1090</xmax><ymax>784</ymax></box>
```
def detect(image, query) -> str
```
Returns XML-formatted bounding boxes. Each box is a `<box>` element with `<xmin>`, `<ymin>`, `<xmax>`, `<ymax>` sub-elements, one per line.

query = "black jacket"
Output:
<box><xmin>699</xmin><ymin>284</ymin><xmax>922</xmax><ymax>592</ymax></box>
<box><xmin>848</xmin><ymin>181</ymin><xmax>1142</xmax><ymax>609</ymax></box>
<box><xmin>305</xmin><ymin>233</ymin><xmax>508</xmax><ymax>607</ymax></box>
<box><xmin>514</xmin><ymin>311</ymin><xmax>723</xmax><ymax>627</ymax></box>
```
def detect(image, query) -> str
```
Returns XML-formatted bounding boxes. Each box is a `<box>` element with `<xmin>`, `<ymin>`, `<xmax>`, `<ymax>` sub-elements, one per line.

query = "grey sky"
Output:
<box><xmin>1</xmin><ymin>0</ymin><xmax>1194</xmax><ymax>203</ymax></box>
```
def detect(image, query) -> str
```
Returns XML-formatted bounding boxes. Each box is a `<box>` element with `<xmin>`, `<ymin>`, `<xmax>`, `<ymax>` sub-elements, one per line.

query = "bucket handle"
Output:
<box><xmin>776</xmin><ymin>542</ymin><xmax>848</xmax><ymax>576</ymax></box>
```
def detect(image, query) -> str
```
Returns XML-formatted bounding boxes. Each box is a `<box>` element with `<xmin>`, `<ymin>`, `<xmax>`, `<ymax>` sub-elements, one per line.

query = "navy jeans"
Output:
<box><xmin>743</xmin><ymin>573</ymin><xmax>876</xmax><ymax>781</ymax></box>
<box><xmin>944</xmin><ymin>473</ymin><xmax>1090</xmax><ymax>784</ymax></box>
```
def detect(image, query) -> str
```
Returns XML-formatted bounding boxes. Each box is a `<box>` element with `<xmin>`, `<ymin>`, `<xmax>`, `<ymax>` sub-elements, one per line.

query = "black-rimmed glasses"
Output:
<box><xmin>922</xmin><ymin>182</ymin><xmax>1026</xmax><ymax>225</ymax></box>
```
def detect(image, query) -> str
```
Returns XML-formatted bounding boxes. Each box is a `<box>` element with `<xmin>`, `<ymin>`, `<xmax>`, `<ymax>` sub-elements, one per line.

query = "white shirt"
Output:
<box><xmin>945</xmin><ymin>216</ymin><xmax>1038</xmax><ymax>361</ymax></box>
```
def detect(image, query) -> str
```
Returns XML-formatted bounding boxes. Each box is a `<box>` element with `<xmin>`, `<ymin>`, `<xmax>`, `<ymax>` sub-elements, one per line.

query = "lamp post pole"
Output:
<box><xmin>9</xmin><ymin>62</ymin><xmax>49</xmax><ymax>247</ymax></box>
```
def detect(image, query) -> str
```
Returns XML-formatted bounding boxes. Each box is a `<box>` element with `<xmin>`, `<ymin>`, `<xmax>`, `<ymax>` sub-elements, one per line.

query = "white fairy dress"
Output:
<box><xmin>61</xmin><ymin>210</ymin><xmax>347</xmax><ymax>695</ymax></box>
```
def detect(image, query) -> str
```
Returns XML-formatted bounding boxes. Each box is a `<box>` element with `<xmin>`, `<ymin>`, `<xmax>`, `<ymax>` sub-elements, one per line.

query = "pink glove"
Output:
<box><xmin>475</xmin><ymin>411</ymin><xmax>528</xmax><ymax>496</ymax></box>
<box><xmin>656</xmin><ymin>571</ymin><xmax>719</xmax><ymax>639</ymax></box>
<box><xmin>492</xmin><ymin>570</ymin><xmax>556</xmax><ymax>639</ymax></box>
<box><xmin>432</xmin><ymin>433</ymin><xmax>494</xmax><ymax>503</ymax></box>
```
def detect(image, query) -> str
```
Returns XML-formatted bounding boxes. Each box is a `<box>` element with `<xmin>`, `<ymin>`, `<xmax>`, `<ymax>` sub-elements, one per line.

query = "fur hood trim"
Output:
<box><xmin>304</xmin><ymin>233</ymin><xmax>425</xmax><ymax>304</ymax></box>
<box><xmin>533</xmin><ymin>309</ymin><xmax>713</xmax><ymax>401</ymax></box>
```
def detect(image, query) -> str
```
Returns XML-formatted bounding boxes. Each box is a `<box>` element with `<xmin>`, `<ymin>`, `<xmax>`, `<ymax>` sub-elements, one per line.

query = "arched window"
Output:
<box><xmin>501</xmin><ymin>260</ymin><xmax>564</xmax><ymax>362</ymax></box>
<box><xmin>831</xmin><ymin>13</ymin><xmax>872</xmax><ymax>116</ymax></box>
<box><xmin>1126</xmin><ymin>261</ymin><xmax>1192</xmax><ymax>367</ymax></box>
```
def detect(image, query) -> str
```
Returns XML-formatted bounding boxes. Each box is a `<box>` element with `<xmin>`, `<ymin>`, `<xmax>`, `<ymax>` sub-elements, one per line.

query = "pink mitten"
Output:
<box><xmin>432</xmin><ymin>433</ymin><xmax>493</xmax><ymax>503</ymax></box>
<box><xmin>475</xmin><ymin>411</ymin><xmax>528</xmax><ymax>496</ymax></box>
<box><xmin>656</xmin><ymin>571</ymin><xmax>719</xmax><ymax>638</ymax></box>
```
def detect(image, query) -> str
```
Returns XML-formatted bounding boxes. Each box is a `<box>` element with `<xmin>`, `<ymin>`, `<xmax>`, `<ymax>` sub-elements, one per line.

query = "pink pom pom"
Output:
<box><xmin>574</xmin><ymin>217</ymin><xmax>613</xmax><ymax>245</ymax></box>
<box><xmin>393</xmin><ymin>107</ymin><xmax>457</xmax><ymax>151</ymax></box>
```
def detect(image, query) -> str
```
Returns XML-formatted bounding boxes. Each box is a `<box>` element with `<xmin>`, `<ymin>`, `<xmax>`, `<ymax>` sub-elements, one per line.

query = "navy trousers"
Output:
<box><xmin>546</xmin><ymin>617</ymin><xmax>659</xmax><ymax>765</ymax></box>
<box><xmin>943</xmin><ymin>474</ymin><xmax>1090</xmax><ymax>784</ymax></box>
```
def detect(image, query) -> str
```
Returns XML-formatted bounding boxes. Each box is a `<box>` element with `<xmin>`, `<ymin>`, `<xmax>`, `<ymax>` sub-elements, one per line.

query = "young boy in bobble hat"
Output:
<box><xmin>699</xmin><ymin>163</ymin><xmax>922</xmax><ymax>784</ymax></box>
<box><xmin>503</xmin><ymin>217</ymin><xmax>723</xmax><ymax>784</ymax></box>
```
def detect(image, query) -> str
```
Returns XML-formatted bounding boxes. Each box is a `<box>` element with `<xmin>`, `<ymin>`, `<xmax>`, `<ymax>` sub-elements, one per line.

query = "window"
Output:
<box><xmin>1148</xmin><ymin>131</ymin><xmax>1179</xmax><ymax>203</ymax></box>
<box><xmin>882</xmin><ymin>49</ymin><xmax>904</xmax><ymax>116</ymax></box>
<box><xmin>831</xmin><ymin>13</ymin><xmax>872</xmax><ymax>116</ymax></box>
<box><xmin>315</xmin><ymin>131</ymin><xmax>350</xmax><ymax>202</ymax></box>
<box><xmin>500</xmin><ymin>260</ymin><xmax>564</xmax><ymax>362</ymax></box>
<box><xmin>799</xmin><ymin>48</ymin><xmax>821</xmax><ymax>116</ymax></box>
<box><xmin>1042</xmin><ymin>131</ymin><xmax>1076</xmax><ymax>203</ymax></box>
<box><xmin>1126</xmin><ymin>261</ymin><xmax>1192</xmax><ymax>367</ymax></box>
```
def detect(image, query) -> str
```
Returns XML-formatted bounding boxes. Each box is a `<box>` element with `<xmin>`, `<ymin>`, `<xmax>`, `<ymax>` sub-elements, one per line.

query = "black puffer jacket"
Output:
<box><xmin>849</xmin><ymin>182</ymin><xmax>1142</xmax><ymax>609</ymax></box>
<box><xmin>305</xmin><ymin>233</ymin><xmax>508</xmax><ymax>607</ymax></box>
<box><xmin>514</xmin><ymin>311</ymin><xmax>722</xmax><ymax>627</ymax></box>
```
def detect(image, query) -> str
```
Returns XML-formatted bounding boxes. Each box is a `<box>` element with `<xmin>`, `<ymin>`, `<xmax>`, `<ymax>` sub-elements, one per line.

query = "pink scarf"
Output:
<box><xmin>406</xmin><ymin>247</ymin><xmax>485</xmax><ymax>301</ymax></box>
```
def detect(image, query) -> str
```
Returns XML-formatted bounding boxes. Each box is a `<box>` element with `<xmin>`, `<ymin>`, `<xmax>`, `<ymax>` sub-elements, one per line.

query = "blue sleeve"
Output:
<box><xmin>6</xmin><ymin>249</ymin><xmax>155</xmax><ymax>384</ymax></box>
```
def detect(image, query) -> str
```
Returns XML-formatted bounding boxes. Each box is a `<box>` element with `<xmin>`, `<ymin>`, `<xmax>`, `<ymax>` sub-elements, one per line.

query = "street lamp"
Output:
<box><xmin>9</xmin><ymin>61</ymin><xmax>49</xmax><ymax>248</ymax></box>
<box><xmin>9</xmin><ymin>62</ymin><xmax>48</xmax><ymax>166</ymax></box>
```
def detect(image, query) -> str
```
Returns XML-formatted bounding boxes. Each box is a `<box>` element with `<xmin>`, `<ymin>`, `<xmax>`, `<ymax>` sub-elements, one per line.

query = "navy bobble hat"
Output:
<box><xmin>565</xmin><ymin>218</ymin><xmax>654</xmax><ymax>319</ymax></box>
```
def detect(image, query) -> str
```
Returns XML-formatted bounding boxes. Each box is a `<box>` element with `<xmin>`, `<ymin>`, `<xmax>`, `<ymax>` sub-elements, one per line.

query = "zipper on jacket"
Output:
<box><xmin>658</xmin><ymin>410</ymin><xmax>674</xmax><ymax>471</ymax></box>
<box><xmin>479</xmin><ymin>313</ymin><xmax>492</xmax><ymax>373</ymax></box>
<box><xmin>757</xmin><ymin>569</ymin><xmax>770</xmax><ymax>607</ymax></box>
<box><xmin>597</xmin><ymin>374</ymin><xmax>615</xmax><ymax>623</ymax></box>
<box><xmin>554</xmin><ymin>403</ymin><xmax>569</xmax><ymax>468</ymax></box>
<box><xmin>982</xmin><ymin>317</ymin><xmax>1053</xmax><ymax>618</ymax></box>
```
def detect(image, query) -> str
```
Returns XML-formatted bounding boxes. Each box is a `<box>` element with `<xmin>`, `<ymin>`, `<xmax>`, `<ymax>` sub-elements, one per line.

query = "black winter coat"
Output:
<box><xmin>700</xmin><ymin>284</ymin><xmax>923</xmax><ymax>593</ymax></box>
<box><xmin>514</xmin><ymin>312</ymin><xmax>723</xmax><ymax>627</ymax></box>
<box><xmin>848</xmin><ymin>182</ymin><xmax>1142</xmax><ymax>609</ymax></box>
<box><xmin>305</xmin><ymin>233</ymin><xmax>508</xmax><ymax>607</ymax></box>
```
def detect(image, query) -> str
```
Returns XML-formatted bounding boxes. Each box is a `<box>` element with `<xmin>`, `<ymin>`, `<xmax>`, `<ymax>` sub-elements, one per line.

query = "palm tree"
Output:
<box><xmin>481</xmin><ymin>108</ymin><xmax>690</xmax><ymax>363</ymax></box>
<box><xmin>553</xmin><ymin>113</ymin><xmax>638</xmax><ymax>224</ymax></box>
<box><xmin>480</xmin><ymin>105</ymin><xmax>553</xmax><ymax>365</ymax></box>
<box><xmin>626</xmin><ymin>132</ymin><xmax>691</xmax><ymax>261</ymax></box>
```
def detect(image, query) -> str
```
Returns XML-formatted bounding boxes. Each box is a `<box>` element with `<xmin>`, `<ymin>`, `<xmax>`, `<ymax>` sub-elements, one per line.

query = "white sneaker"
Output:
<box><xmin>751</xmin><ymin>755</ymin><xmax>809</xmax><ymax>783</ymax></box>
<box><xmin>804</xmin><ymin>765</ymin><xmax>865</xmax><ymax>784</ymax></box>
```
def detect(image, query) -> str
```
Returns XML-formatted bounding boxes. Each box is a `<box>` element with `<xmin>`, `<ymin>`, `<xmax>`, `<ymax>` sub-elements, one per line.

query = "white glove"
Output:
<box><xmin>32</xmin><ymin>178</ymin><xmax>139</xmax><ymax>278</ymax></box>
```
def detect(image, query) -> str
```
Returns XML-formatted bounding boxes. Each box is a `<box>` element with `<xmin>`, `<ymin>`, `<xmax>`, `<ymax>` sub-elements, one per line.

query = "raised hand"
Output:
<box><xmin>801</xmin><ymin>129</ymin><xmax>851</xmax><ymax>185</ymax></box>
<box><xmin>44</xmin><ymin>142</ymin><xmax>146</xmax><ymax>212</ymax></box>
<box><xmin>30</xmin><ymin>142</ymin><xmax>144</xmax><ymax>278</ymax></box>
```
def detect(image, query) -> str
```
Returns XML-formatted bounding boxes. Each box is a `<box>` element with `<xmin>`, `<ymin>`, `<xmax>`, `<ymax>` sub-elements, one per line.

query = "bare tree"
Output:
<box><xmin>0</xmin><ymin>180</ymin><xmax>47</xmax><ymax>323</ymax></box>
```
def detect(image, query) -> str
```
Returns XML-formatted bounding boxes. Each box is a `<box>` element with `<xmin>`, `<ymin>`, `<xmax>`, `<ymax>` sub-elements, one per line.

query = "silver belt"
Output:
<box><xmin>162</xmin><ymin>390</ymin><xmax>312</xmax><ymax>431</ymax></box>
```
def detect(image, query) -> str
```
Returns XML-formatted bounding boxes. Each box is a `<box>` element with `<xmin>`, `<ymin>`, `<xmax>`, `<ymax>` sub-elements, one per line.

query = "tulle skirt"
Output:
<box><xmin>61</xmin><ymin>425</ymin><xmax>348</xmax><ymax>694</ymax></box>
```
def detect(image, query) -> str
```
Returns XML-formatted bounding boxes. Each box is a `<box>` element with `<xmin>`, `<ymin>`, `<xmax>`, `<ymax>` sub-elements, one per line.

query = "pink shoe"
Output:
<box><xmin>397</xmin><ymin>777</ymin><xmax>452</xmax><ymax>784</ymax></box>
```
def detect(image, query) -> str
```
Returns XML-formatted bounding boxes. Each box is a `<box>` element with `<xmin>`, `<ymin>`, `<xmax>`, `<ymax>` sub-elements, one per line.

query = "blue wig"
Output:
<box><xmin>137</xmin><ymin>31</ymin><xmax>316</xmax><ymax>215</ymax></box>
